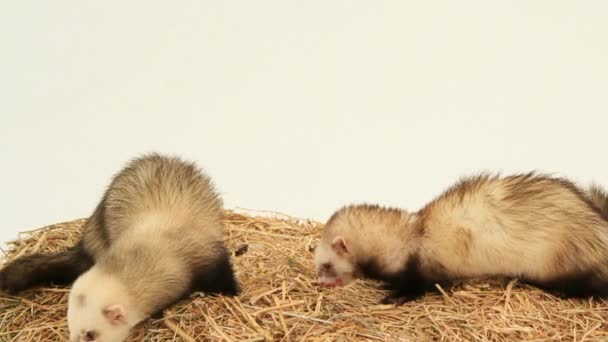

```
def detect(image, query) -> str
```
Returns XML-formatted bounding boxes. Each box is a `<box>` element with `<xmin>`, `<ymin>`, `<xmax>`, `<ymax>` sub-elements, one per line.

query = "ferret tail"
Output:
<box><xmin>0</xmin><ymin>242</ymin><xmax>94</xmax><ymax>294</ymax></box>
<box><xmin>587</xmin><ymin>183</ymin><xmax>608</xmax><ymax>218</ymax></box>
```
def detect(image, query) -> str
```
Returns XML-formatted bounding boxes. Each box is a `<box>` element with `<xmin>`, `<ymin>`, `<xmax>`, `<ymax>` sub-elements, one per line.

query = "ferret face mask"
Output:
<box><xmin>315</xmin><ymin>236</ymin><xmax>356</xmax><ymax>287</ymax></box>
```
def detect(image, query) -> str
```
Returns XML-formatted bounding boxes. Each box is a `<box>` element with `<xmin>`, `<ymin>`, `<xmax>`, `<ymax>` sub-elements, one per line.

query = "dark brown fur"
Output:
<box><xmin>0</xmin><ymin>242</ymin><xmax>93</xmax><ymax>293</ymax></box>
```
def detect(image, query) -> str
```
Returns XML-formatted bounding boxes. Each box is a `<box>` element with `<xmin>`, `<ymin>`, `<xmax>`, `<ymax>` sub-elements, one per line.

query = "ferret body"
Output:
<box><xmin>1</xmin><ymin>154</ymin><xmax>239</xmax><ymax>341</ymax></box>
<box><xmin>315</xmin><ymin>173</ymin><xmax>608</xmax><ymax>305</ymax></box>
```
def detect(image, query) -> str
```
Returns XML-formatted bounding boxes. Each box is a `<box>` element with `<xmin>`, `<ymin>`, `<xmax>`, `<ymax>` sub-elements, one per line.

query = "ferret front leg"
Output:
<box><xmin>381</xmin><ymin>292</ymin><xmax>419</xmax><ymax>305</ymax></box>
<box><xmin>380</xmin><ymin>284</ymin><xmax>435</xmax><ymax>305</ymax></box>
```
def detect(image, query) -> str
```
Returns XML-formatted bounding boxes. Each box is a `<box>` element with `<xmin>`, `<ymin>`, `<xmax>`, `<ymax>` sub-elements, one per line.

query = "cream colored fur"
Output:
<box><xmin>317</xmin><ymin>206</ymin><xmax>418</xmax><ymax>278</ymax></box>
<box><xmin>68</xmin><ymin>267</ymin><xmax>141</xmax><ymax>342</ymax></box>
<box><xmin>420</xmin><ymin>175</ymin><xmax>608</xmax><ymax>281</ymax></box>
<box><xmin>316</xmin><ymin>173</ymin><xmax>608</xmax><ymax>285</ymax></box>
<box><xmin>68</xmin><ymin>154</ymin><xmax>227</xmax><ymax>341</ymax></box>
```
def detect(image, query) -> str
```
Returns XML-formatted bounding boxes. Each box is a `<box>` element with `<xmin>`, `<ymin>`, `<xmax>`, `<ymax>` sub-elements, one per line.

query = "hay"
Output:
<box><xmin>1</xmin><ymin>210</ymin><xmax>608</xmax><ymax>341</ymax></box>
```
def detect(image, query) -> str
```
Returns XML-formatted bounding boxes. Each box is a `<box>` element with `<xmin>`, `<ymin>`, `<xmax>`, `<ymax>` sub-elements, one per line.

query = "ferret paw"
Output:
<box><xmin>380</xmin><ymin>294</ymin><xmax>414</xmax><ymax>306</ymax></box>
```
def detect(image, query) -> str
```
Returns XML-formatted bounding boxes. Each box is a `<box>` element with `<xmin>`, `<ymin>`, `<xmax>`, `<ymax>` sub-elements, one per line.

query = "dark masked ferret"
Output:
<box><xmin>0</xmin><ymin>154</ymin><xmax>239</xmax><ymax>341</ymax></box>
<box><xmin>314</xmin><ymin>173</ymin><xmax>608</xmax><ymax>305</ymax></box>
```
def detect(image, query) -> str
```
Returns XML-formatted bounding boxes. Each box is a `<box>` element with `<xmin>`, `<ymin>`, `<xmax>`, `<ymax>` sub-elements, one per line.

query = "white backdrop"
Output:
<box><xmin>1</xmin><ymin>1</ymin><xmax>607</xmax><ymax>245</ymax></box>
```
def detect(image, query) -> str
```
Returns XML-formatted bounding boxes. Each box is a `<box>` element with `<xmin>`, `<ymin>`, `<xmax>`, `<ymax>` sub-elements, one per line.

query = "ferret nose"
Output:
<box><xmin>318</xmin><ymin>279</ymin><xmax>334</xmax><ymax>287</ymax></box>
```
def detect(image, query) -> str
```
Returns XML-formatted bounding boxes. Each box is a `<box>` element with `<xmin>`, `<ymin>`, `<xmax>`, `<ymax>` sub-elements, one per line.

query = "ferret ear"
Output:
<box><xmin>102</xmin><ymin>304</ymin><xmax>127</xmax><ymax>326</ymax></box>
<box><xmin>331</xmin><ymin>236</ymin><xmax>350</xmax><ymax>256</ymax></box>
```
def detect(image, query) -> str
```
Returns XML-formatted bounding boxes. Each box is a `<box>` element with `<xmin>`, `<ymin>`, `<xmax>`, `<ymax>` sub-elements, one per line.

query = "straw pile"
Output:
<box><xmin>1</xmin><ymin>210</ymin><xmax>608</xmax><ymax>342</ymax></box>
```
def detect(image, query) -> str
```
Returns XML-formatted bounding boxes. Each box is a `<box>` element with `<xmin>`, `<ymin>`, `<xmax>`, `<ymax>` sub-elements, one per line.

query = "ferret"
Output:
<box><xmin>0</xmin><ymin>154</ymin><xmax>239</xmax><ymax>341</ymax></box>
<box><xmin>314</xmin><ymin>173</ymin><xmax>608</xmax><ymax>305</ymax></box>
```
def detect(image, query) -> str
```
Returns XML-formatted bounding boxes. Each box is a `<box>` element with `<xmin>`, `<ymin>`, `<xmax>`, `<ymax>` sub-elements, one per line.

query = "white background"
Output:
<box><xmin>1</xmin><ymin>1</ymin><xmax>607</xmax><ymax>245</ymax></box>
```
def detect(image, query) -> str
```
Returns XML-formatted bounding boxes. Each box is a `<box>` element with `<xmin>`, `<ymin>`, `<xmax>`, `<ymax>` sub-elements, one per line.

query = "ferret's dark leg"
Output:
<box><xmin>380</xmin><ymin>280</ymin><xmax>440</xmax><ymax>305</ymax></box>
<box><xmin>190</xmin><ymin>249</ymin><xmax>240</xmax><ymax>296</ymax></box>
<box><xmin>0</xmin><ymin>242</ymin><xmax>94</xmax><ymax>294</ymax></box>
<box><xmin>364</xmin><ymin>253</ymin><xmax>446</xmax><ymax>306</ymax></box>
<box><xmin>526</xmin><ymin>272</ymin><xmax>608</xmax><ymax>299</ymax></box>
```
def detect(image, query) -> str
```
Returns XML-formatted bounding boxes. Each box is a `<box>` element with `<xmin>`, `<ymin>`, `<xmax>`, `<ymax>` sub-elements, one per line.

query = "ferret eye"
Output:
<box><xmin>84</xmin><ymin>330</ymin><xmax>97</xmax><ymax>341</ymax></box>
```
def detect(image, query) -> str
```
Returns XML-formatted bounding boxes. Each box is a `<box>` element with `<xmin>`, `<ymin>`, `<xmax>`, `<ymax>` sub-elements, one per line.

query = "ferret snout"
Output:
<box><xmin>318</xmin><ymin>277</ymin><xmax>343</xmax><ymax>288</ymax></box>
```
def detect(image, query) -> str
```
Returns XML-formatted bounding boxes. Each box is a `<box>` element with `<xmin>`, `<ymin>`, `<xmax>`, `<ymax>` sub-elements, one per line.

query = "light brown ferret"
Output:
<box><xmin>1</xmin><ymin>154</ymin><xmax>239</xmax><ymax>342</ymax></box>
<box><xmin>315</xmin><ymin>173</ymin><xmax>608</xmax><ymax>305</ymax></box>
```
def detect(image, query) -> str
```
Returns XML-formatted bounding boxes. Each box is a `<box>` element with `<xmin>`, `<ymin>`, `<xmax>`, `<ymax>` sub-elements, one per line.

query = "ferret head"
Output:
<box><xmin>67</xmin><ymin>267</ymin><xmax>142</xmax><ymax>342</ymax></box>
<box><xmin>315</xmin><ymin>204</ymin><xmax>416</xmax><ymax>288</ymax></box>
<box><xmin>314</xmin><ymin>235</ymin><xmax>357</xmax><ymax>287</ymax></box>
